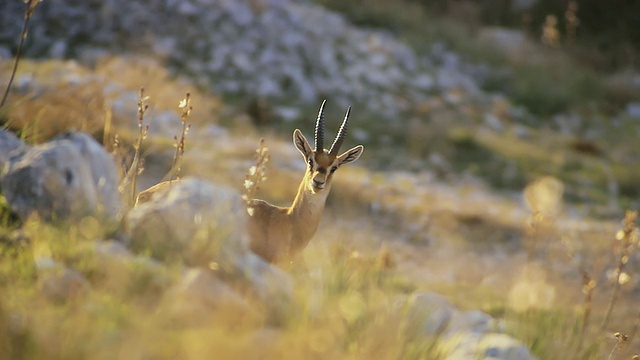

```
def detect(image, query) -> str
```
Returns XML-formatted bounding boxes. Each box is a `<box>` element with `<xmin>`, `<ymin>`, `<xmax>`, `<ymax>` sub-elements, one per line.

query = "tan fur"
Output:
<box><xmin>247</xmin><ymin>129</ymin><xmax>363</xmax><ymax>263</ymax></box>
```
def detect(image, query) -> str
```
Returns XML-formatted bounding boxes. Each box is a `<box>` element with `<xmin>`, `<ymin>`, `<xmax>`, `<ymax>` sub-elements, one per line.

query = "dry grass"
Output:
<box><xmin>1</xmin><ymin>21</ymin><xmax>640</xmax><ymax>357</ymax></box>
<box><xmin>2</xmin><ymin>91</ymin><xmax>639</xmax><ymax>359</ymax></box>
<box><xmin>0</xmin><ymin>214</ymin><xmax>441</xmax><ymax>359</ymax></box>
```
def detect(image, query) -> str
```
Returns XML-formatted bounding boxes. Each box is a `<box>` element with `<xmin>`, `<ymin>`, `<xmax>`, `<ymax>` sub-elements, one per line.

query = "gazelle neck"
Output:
<box><xmin>287</xmin><ymin>173</ymin><xmax>330</xmax><ymax>248</ymax></box>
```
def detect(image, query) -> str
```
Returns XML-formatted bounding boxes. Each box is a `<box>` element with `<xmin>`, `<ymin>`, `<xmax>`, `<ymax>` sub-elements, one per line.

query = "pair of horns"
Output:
<box><xmin>314</xmin><ymin>100</ymin><xmax>351</xmax><ymax>156</ymax></box>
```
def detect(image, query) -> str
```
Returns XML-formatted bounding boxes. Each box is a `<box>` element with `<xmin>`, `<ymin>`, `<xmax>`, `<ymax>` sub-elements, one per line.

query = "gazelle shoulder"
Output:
<box><xmin>246</xmin><ymin>198</ymin><xmax>287</xmax><ymax>216</ymax></box>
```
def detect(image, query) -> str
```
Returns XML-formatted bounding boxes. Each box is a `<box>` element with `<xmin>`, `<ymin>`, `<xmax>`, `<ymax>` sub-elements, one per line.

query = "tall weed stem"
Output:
<box><xmin>171</xmin><ymin>93</ymin><xmax>192</xmax><ymax>180</ymax></box>
<box><xmin>600</xmin><ymin>211</ymin><xmax>638</xmax><ymax>333</ymax></box>
<box><xmin>1</xmin><ymin>0</ymin><xmax>42</xmax><ymax>108</ymax></box>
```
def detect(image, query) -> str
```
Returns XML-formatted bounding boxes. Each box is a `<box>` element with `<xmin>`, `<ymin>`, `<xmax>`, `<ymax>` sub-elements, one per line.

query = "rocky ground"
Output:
<box><xmin>1</xmin><ymin>0</ymin><xmax>640</xmax><ymax>358</ymax></box>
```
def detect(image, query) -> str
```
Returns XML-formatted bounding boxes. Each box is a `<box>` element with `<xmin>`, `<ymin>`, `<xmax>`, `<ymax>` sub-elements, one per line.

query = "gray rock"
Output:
<box><xmin>2</xmin><ymin>141</ymin><xmax>97</xmax><ymax>220</ymax></box>
<box><xmin>35</xmin><ymin>256</ymin><xmax>62</xmax><ymax>272</ymax></box>
<box><xmin>224</xmin><ymin>251</ymin><xmax>294</xmax><ymax>305</ymax></box>
<box><xmin>441</xmin><ymin>332</ymin><xmax>535</xmax><ymax>360</ymax></box>
<box><xmin>394</xmin><ymin>291</ymin><xmax>535</xmax><ymax>359</ymax></box>
<box><xmin>400</xmin><ymin>291</ymin><xmax>457</xmax><ymax>336</ymax></box>
<box><xmin>127</xmin><ymin>178</ymin><xmax>248</xmax><ymax>266</ymax></box>
<box><xmin>93</xmin><ymin>240</ymin><xmax>132</xmax><ymax>258</ymax></box>
<box><xmin>35</xmin><ymin>257</ymin><xmax>90</xmax><ymax>302</ymax></box>
<box><xmin>53</xmin><ymin>132</ymin><xmax>123</xmax><ymax>219</ymax></box>
<box><xmin>0</xmin><ymin>46</ymin><xmax>11</xmax><ymax>59</ymax></box>
<box><xmin>626</xmin><ymin>102</ymin><xmax>640</xmax><ymax>118</ymax></box>
<box><xmin>90</xmin><ymin>240</ymin><xmax>170</xmax><ymax>295</ymax></box>
<box><xmin>1</xmin><ymin>132</ymin><xmax>122</xmax><ymax>223</ymax></box>
<box><xmin>0</xmin><ymin>129</ymin><xmax>27</xmax><ymax>169</ymax></box>
<box><xmin>146</xmin><ymin>111</ymin><xmax>181</xmax><ymax>138</ymax></box>
<box><xmin>128</xmin><ymin>178</ymin><xmax>293</xmax><ymax>306</ymax></box>
<box><xmin>162</xmin><ymin>267</ymin><xmax>257</xmax><ymax>326</ymax></box>
<box><xmin>444</xmin><ymin>310</ymin><xmax>497</xmax><ymax>337</ymax></box>
<box><xmin>478</xmin><ymin>28</ymin><xmax>527</xmax><ymax>54</ymax></box>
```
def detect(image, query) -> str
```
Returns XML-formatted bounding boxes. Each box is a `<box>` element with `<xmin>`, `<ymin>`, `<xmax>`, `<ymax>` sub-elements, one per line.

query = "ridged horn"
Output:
<box><xmin>314</xmin><ymin>100</ymin><xmax>326</xmax><ymax>152</ymax></box>
<box><xmin>329</xmin><ymin>106</ymin><xmax>350</xmax><ymax>156</ymax></box>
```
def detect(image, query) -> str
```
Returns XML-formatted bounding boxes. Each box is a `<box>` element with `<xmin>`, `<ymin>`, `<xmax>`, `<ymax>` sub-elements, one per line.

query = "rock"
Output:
<box><xmin>399</xmin><ymin>291</ymin><xmax>457</xmax><ymax>336</ymax></box>
<box><xmin>626</xmin><ymin>102</ymin><xmax>640</xmax><ymax>118</ymax></box>
<box><xmin>478</xmin><ymin>28</ymin><xmax>528</xmax><ymax>54</ymax></box>
<box><xmin>223</xmin><ymin>252</ymin><xmax>294</xmax><ymax>306</ymax></box>
<box><xmin>484</xmin><ymin>113</ymin><xmax>505</xmax><ymax>132</ymax></box>
<box><xmin>444</xmin><ymin>310</ymin><xmax>497</xmax><ymax>337</ymax></box>
<box><xmin>126</xmin><ymin>178</ymin><xmax>248</xmax><ymax>266</ymax></box>
<box><xmin>53</xmin><ymin>132</ymin><xmax>123</xmax><ymax>219</ymax></box>
<box><xmin>0</xmin><ymin>46</ymin><xmax>10</xmax><ymax>59</ymax></box>
<box><xmin>91</xmin><ymin>240</ymin><xmax>169</xmax><ymax>293</ymax></box>
<box><xmin>128</xmin><ymin>178</ymin><xmax>293</xmax><ymax>309</ymax></box>
<box><xmin>0</xmin><ymin>129</ymin><xmax>27</xmax><ymax>169</ymax></box>
<box><xmin>394</xmin><ymin>291</ymin><xmax>534</xmax><ymax>359</ymax></box>
<box><xmin>441</xmin><ymin>332</ymin><xmax>535</xmax><ymax>360</ymax></box>
<box><xmin>94</xmin><ymin>240</ymin><xmax>133</xmax><ymax>258</ymax></box>
<box><xmin>2</xmin><ymin>140</ymin><xmax>98</xmax><ymax>220</ymax></box>
<box><xmin>35</xmin><ymin>257</ymin><xmax>90</xmax><ymax>302</ymax></box>
<box><xmin>162</xmin><ymin>267</ymin><xmax>260</xmax><ymax>327</ymax></box>
<box><xmin>1</xmin><ymin>131</ymin><xmax>122</xmax><ymax>223</ymax></box>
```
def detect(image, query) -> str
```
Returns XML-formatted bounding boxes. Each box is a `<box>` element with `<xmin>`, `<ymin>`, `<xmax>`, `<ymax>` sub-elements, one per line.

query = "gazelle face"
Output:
<box><xmin>307</xmin><ymin>152</ymin><xmax>339</xmax><ymax>192</ymax></box>
<box><xmin>293</xmin><ymin>101</ymin><xmax>364</xmax><ymax>194</ymax></box>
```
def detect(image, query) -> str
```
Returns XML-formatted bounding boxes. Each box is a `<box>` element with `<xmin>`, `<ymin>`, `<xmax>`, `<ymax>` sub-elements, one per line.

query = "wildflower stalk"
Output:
<box><xmin>130</xmin><ymin>88</ymin><xmax>150</xmax><ymax>204</ymax></box>
<box><xmin>573</xmin><ymin>270</ymin><xmax>595</xmax><ymax>360</ymax></box>
<box><xmin>171</xmin><ymin>93</ymin><xmax>192</xmax><ymax>180</ymax></box>
<box><xmin>118</xmin><ymin>88</ymin><xmax>149</xmax><ymax>205</ymax></box>
<box><xmin>628</xmin><ymin>312</ymin><xmax>640</xmax><ymax>346</ymax></box>
<box><xmin>605</xmin><ymin>332</ymin><xmax>628</xmax><ymax>360</ymax></box>
<box><xmin>1</xmin><ymin>0</ymin><xmax>42</xmax><ymax>108</ymax></box>
<box><xmin>600</xmin><ymin>210</ymin><xmax>638</xmax><ymax>333</ymax></box>
<box><xmin>242</xmin><ymin>138</ymin><xmax>270</xmax><ymax>204</ymax></box>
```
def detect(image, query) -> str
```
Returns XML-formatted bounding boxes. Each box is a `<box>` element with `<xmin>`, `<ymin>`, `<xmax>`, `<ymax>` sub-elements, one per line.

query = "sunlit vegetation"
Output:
<box><xmin>2</xmin><ymin>0</ymin><xmax>640</xmax><ymax>359</ymax></box>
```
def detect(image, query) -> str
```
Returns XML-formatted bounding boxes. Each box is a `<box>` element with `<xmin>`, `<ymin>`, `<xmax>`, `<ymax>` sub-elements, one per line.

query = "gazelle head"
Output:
<box><xmin>293</xmin><ymin>100</ymin><xmax>364</xmax><ymax>194</ymax></box>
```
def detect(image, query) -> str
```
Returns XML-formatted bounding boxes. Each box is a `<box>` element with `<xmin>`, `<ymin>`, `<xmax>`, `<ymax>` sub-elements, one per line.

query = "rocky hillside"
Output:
<box><xmin>0</xmin><ymin>0</ymin><xmax>501</xmax><ymax>120</ymax></box>
<box><xmin>4</xmin><ymin>0</ymin><xmax>640</xmax><ymax>211</ymax></box>
<box><xmin>2</xmin><ymin>0</ymin><xmax>640</xmax><ymax>358</ymax></box>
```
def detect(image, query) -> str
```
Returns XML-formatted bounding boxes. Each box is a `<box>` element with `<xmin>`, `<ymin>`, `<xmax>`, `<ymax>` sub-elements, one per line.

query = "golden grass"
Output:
<box><xmin>1</xmin><ymin>45</ymin><xmax>640</xmax><ymax>359</ymax></box>
<box><xmin>0</xmin><ymin>214</ymin><xmax>445</xmax><ymax>359</ymax></box>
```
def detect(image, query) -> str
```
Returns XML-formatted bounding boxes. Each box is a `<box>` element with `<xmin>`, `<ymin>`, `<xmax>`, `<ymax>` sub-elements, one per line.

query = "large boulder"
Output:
<box><xmin>0</xmin><ymin>131</ymin><xmax>123</xmax><ymax>223</ymax></box>
<box><xmin>127</xmin><ymin>178</ymin><xmax>293</xmax><ymax>304</ymax></box>
<box><xmin>126</xmin><ymin>178</ymin><xmax>248</xmax><ymax>265</ymax></box>
<box><xmin>53</xmin><ymin>132</ymin><xmax>123</xmax><ymax>218</ymax></box>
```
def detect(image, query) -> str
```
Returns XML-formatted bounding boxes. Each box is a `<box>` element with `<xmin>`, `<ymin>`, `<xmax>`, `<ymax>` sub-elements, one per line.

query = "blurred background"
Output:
<box><xmin>2</xmin><ymin>0</ymin><xmax>640</xmax><ymax>358</ymax></box>
<box><xmin>2</xmin><ymin>0</ymin><xmax>639</xmax><ymax>215</ymax></box>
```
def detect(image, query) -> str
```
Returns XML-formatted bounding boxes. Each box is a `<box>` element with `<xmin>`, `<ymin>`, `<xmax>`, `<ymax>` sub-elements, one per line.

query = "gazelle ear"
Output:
<box><xmin>337</xmin><ymin>145</ymin><xmax>364</xmax><ymax>166</ymax></box>
<box><xmin>293</xmin><ymin>129</ymin><xmax>314</xmax><ymax>159</ymax></box>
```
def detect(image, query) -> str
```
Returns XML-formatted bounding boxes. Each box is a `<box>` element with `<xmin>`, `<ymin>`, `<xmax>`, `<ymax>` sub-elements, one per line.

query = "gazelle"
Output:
<box><xmin>247</xmin><ymin>100</ymin><xmax>364</xmax><ymax>263</ymax></box>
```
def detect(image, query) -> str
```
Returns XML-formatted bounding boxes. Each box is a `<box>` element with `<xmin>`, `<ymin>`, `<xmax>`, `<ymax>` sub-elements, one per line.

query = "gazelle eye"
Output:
<box><xmin>330</xmin><ymin>166</ymin><xmax>337</xmax><ymax>174</ymax></box>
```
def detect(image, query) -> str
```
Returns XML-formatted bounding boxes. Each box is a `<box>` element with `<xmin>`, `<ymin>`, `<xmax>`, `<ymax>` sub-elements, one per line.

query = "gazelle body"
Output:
<box><xmin>247</xmin><ymin>101</ymin><xmax>364</xmax><ymax>263</ymax></box>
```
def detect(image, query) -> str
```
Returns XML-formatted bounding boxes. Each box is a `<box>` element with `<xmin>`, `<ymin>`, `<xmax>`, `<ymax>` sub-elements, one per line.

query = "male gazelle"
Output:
<box><xmin>247</xmin><ymin>101</ymin><xmax>364</xmax><ymax>263</ymax></box>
